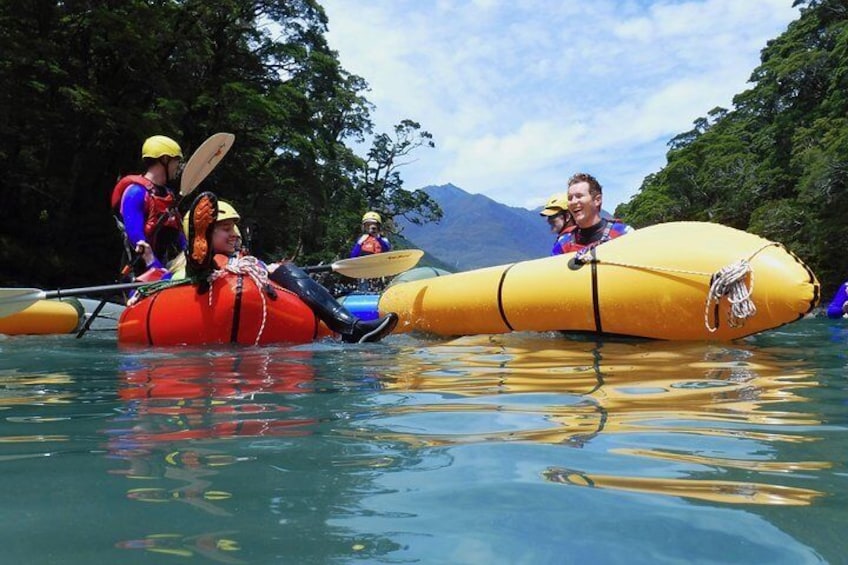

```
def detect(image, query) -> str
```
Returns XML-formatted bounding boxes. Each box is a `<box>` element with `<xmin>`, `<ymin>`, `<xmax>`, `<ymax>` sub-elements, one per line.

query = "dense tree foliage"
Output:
<box><xmin>615</xmin><ymin>0</ymin><xmax>848</xmax><ymax>295</ymax></box>
<box><xmin>0</xmin><ymin>0</ymin><xmax>439</xmax><ymax>287</ymax></box>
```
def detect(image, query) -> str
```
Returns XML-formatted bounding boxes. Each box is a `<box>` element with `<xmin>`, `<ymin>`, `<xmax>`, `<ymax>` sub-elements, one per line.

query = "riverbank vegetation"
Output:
<box><xmin>616</xmin><ymin>0</ymin><xmax>848</xmax><ymax>294</ymax></box>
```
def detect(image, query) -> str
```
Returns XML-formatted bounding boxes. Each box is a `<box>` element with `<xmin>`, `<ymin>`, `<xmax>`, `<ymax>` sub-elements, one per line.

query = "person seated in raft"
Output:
<box><xmin>538</xmin><ymin>192</ymin><xmax>574</xmax><ymax>255</ymax></box>
<box><xmin>350</xmin><ymin>211</ymin><xmax>392</xmax><ymax>257</ymax></box>
<box><xmin>111</xmin><ymin>135</ymin><xmax>187</xmax><ymax>283</ymax></box>
<box><xmin>185</xmin><ymin>192</ymin><xmax>399</xmax><ymax>343</ymax></box>
<box><xmin>555</xmin><ymin>172</ymin><xmax>633</xmax><ymax>254</ymax></box>
<box><xmin>826</xmin><ymin>281</ymin><xmax>848</xmax><ymax>318</ymax></box>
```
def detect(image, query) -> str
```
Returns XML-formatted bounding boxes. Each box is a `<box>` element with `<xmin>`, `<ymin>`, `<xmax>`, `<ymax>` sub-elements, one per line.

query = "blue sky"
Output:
<box><xmin>320</xmin><ymin>0</ymin><xmax>801</xmax><ymax>211</ymax></box>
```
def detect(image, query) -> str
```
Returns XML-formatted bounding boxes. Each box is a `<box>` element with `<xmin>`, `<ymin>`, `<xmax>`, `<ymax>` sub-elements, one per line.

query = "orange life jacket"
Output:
<box><xmin>359</xmin><ymin>235</ymin><xmax>385</xmax><ymax>255</ymax></box>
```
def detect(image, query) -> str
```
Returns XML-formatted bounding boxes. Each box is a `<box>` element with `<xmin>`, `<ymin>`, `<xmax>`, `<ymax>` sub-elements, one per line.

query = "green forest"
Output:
<box><xmin>615</xmin><ymin>0</ymin><xmax>848</xmax><ymax>296</ymax></box>
<box><xmin>0</xmin><ymin>0</ymin><xmax>440</xmax><ymax>288</ymax></box>
<box><xmin>2</xmin><ymin>0</ymin><xmax>847</xmax><ymax>299</ymax></box>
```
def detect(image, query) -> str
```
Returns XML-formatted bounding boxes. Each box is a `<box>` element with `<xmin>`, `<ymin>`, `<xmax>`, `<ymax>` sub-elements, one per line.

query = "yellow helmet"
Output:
<box><xmin>362</xmin><ymin>211</ymin><xmax>382</xmax><ymax>224</ymax></box>
<box><xmin>539</xmin><ymin>193</ymin><xmax>568</xmax><ymax>216</ymax></box>
<box><xmin>182</xmin><ymin>199</ymin><xmax>240</xmax><ymax>235</ymax></box>
<box><xmin>142</xmin><ymin>135</ymin><xmax>183</xmax><ymax>159</ymax></box>
<box><xmin>217</xmin><ymin>201</ymin><xmax>241</xmax><ymax>223</ymax></box>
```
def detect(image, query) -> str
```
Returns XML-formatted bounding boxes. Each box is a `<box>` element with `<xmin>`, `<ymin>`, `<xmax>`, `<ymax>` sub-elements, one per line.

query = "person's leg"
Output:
<box><xmin>269</xmin><ymin>262</ymin><xmax>397</xmax><ymax>343</ymax></box>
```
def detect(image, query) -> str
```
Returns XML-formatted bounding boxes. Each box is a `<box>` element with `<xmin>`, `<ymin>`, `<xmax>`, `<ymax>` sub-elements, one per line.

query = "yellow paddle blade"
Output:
<box><xmin>329</xmin><ymin>250</ymin><xmax>425</xmax><ymax>279</ymax></box>
<box><xmin>180</xmin><ymin>132</ymin><xmax>235</xmax><ymax>196</ymax></box>
<box><xmin>0</xmin><ymin>288</ymin><xmax>46</xmax><ymax>319</ymax></box>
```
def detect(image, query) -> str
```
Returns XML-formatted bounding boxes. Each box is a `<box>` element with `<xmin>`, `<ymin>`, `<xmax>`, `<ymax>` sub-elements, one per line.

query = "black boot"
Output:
<box><xmin>340</xmin><ymin>313</ymin><xmax>399</xmax><ymax>344</ymax></box>
<box><xmin>269</xmin><ymin>262</ymin><xmax>398</xmax><ymax>343</ymax></box>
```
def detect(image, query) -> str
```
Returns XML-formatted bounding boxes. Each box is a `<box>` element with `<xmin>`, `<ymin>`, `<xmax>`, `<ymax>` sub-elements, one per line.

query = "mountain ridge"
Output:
<box><xmin>395</xmin><ymin>183</ymin><xmax>552</xmax><ymax>271</ymax></box>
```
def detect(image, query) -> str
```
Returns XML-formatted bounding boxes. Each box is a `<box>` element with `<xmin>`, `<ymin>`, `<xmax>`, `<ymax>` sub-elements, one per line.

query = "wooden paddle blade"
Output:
<box><xmin>330</xmin><ymin>250</ymin><xmax>424</xmax><ymax>279</ymax></box>
<box><xmin>180</xmin><ymin>132</ymin><xmax>235</xmax><ymax>196</ymax></box>
<box><xmin>0</xmin><ymin>288</ymin><xmax>47</xmax><ymax>319</ymax></box>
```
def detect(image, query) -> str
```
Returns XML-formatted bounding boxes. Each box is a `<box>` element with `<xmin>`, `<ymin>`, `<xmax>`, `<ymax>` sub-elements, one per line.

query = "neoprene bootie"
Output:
<box><xmin>186</xmin><ymin>191</ymin><xmax>218</xmax><ymax>279</ymax></box>
<box><xmin>269</xmin><ymin>262</ymin><xmax>398</xmax><ymax>343</ymax></box>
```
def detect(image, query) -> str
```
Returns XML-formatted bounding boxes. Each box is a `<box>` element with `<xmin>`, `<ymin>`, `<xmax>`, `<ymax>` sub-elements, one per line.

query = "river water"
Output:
<box><xmin>1</xmin><ymin>316</ymin><xmax>845</xmax><ymax>564</ymax></box>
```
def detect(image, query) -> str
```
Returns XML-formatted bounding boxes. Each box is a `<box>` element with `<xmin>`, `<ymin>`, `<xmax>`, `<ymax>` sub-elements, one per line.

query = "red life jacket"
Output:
<box><xmin>359</xmin><ymin>235</ymin><xmax>385</xmax><ymax>255</ymax></box>
<box><xmin>111</xmin><ymin>174</ymin><xmax>182</xmax><ymax>243</ymax></box>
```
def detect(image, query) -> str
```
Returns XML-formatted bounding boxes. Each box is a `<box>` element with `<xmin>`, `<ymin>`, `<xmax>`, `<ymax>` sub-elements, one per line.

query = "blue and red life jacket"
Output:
<box><xmin>557</xmin><ymin>219</ymin><xmax>632</xmax><ymax>254</ymax></box>
<box><xmin>111</xmin><ymin>174</ymin><xmax>182</xmax><ymax>242</ymax></box>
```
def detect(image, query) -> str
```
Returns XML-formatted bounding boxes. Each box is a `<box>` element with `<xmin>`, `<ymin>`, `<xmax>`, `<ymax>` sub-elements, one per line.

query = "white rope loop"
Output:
<box><xmin>704</xmin><ymin>259</ymin><xmax>756</xmax><ymax>332</ymax></box>
<box><xmin>208</xmin><ymin>255</ymin><xmax>271</xmax><ymax>345</ymax></box>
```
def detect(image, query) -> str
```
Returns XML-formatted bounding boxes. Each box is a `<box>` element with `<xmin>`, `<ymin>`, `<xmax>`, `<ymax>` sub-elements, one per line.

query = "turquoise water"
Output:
<box><xmin>1</xmin><ymin>318</ymin><xmax>846</xmax><ymax>564</ymax></box>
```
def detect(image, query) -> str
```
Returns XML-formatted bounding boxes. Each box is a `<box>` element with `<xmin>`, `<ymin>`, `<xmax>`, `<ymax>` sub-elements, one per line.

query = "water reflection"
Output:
<box><xmin>0</xmin><ymin>329</ymin><xmax>839</xmax><ymax>563</ymax></box>
<box><xmin>107</xmin><ymin>346</ymin><xmax>405</xmax><ymax>562</ymax></box>
<box><xmin>357</xmin><ymin>333</ymin><xmax>829</xmax><ymax>506</ymax></box>
<box><xmin>107</xmin><ymin>348</ymin><xmax>321</xmax><ymax>561</ymax></box>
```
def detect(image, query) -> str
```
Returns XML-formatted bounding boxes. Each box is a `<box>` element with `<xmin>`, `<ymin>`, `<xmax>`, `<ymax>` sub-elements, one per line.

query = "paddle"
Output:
<box><xmin>180</xmin><ymin>132</ymin><xmax>235</xmax><ymax>197</ymax></box>
<box><xmin>0</xmin><ymin>282</ymin><xmax>152</xmax><ymax>319</ymax></box>
<box><xmin>0</xmin><ymin>251</ymin><xmax>424</xmax><ymax>320</ymax></box>
<box><xmin>303</xmin><ymin>249</ymin><xmax>424</xmax><ymax>279</ymax></box>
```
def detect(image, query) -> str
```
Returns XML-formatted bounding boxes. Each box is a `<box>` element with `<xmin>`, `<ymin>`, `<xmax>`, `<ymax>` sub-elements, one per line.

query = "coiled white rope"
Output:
<box><xmin>703</xmin><ymin>260</ymin><xmax>755</xmax><ymax>332</ymax></box>
<box><xmin>208</xmin><ymin>255</ymin><xmax>271</xmax><ymax>345</ymax></box>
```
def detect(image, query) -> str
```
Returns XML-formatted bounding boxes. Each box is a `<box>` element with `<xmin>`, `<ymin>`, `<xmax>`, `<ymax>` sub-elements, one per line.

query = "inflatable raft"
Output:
<box><xmin>376</xmin><ymin>222</ymin><xmax>819</xmax><ymax>341</ymax></box>
<box><xmin>117</xmin><ymin>271</ymin><xmax>332</xmax><ymax>346</ymax></box>
<box><xmin>118</xmin><ymin>272</ymin><xmax>332</xmax><ymax>345</ymax></box>
<box><xmin>0</xmin><ymin>299</ymin><xmax>84</xmax><ymax>335</ymax></box>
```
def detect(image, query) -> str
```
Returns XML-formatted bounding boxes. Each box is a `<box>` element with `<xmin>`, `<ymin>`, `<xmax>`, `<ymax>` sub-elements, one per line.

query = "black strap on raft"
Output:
<box><xmin>566</xmin><ymin>246</ymin><xmax>603</xmax><ymax>334</ymax></box>
<box><xmin>496</xmin><ymin>264</ymin><xmax>516</xmax><ymax>331</ymax></box>
<box><xmin>230</xmin><ymin>274</ymin><xmax>245</xmax><ymax>343</ymax></box>
<box><xmin>589</xmin><ymin>247</ymin><xmax>602</xmax><ymax>334</ymax></box>
<box><xmin>707</xmin><ymin>273</ymin><xmax>721</xmax><ymax>331</ymax></box>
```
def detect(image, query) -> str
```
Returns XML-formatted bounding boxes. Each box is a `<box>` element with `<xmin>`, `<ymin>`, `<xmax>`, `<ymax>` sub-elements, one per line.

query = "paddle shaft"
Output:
<box><xmin>44</xmin><ymin>281</ymin><xmax>151</xmax><ymax>299</ymax></box>
<box><xmin>302</xmin><ymin>265</ymin><xmax>334</xmax><ymax>274</ymax></box>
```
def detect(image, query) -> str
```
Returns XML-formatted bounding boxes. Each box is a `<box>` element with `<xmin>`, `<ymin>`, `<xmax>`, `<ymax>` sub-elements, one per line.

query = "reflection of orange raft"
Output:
<box><xmin>118</xmin><ymin>272</ymin><xmax>332</xmax><ymax>346</ymax></box>
<box><xmin>0</xmin><ymin>299</ymin><xmax>83</xmax><ymax>335</ymax></box>
<box><xmin>379</xmin><ymin>222</ymin><xmax>820</xmax><ymax>340</ymax></box>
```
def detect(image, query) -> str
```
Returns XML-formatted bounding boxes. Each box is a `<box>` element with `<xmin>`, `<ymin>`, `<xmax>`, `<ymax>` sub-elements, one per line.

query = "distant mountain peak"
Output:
<box><xmin>399</xmin><ymin>182</ymin><xmax>552</xmax><ymax>270</ymax></box>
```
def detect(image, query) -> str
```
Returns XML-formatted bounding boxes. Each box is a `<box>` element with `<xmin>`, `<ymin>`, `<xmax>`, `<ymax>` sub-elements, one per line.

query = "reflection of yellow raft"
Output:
<box><xmin>0</xmin><ymin>299</ymin><xmax>83</xmax><ymax>335</ymax></box>
<box><xmin>379</xmin><ymin>222</ymin><xmax>820</xmax><ymax>340</ymax></box>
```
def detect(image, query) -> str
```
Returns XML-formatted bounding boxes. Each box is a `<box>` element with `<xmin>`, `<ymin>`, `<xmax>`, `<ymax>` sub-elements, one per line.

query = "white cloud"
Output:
<box><xmin>321</xmin><ymin>0</ymin><xmax>800</xmax><ymax>210</ymax></box>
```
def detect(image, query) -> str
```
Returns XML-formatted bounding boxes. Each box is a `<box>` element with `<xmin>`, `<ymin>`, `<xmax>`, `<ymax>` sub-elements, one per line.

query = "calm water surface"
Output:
<box><xmin>1</xmin><ymin>317</ymin><xmax>846</xmax><ymax>564</ymax></box>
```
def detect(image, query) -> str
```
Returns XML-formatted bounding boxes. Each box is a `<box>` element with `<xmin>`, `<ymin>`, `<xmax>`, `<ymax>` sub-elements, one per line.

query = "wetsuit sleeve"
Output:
<box><xmin>350</xmin><ymin>235</ymin><xmax>368</xmax><ymax>257</ymax></box>
<box><xmin>826</xmin><ymin>283</ymin><xmax>848</xmax><ymax>319</ymax></box>
<box><xmin>120</xmin><ymin>184</ymin><xmax>148</xmax><ymax>245</ymax></box>
<box><xmin>551</xmin><ymin>242</ymin><xmax>564</xmax><ymax>256</ymax></box>
<box><xmin>380</xmin><ymin>237</ymin><xmax>391</xmax><ymax>252</ymax></box>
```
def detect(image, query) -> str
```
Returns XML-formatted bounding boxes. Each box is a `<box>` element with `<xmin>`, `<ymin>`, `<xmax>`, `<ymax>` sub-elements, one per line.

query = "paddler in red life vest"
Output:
<box><xmin>111</xmin><ymin>135</ymin><xmax>186</xmax><ymax>281</ymax></box>
<box><xmin>555</xmin><ymin>172</ymin><xmax>634</xmax><ymax>255</ymax></box>
<box><xmin>185</xmin><ymin>192</ymin><xmax>399</xmax><ymax>343</ymax></box>
<box><xmin>539</xmin><ymin>192</ymin><xmax>575</xmax><ymax>256</ymax></box>
<box><xmin>350</xmin><ymin>211</ymin><xmax>392</xmax><ymax>257</ymax></box>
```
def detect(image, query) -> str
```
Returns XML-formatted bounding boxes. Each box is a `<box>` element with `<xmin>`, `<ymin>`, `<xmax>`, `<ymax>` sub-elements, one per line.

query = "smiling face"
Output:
<box><xmin>546</xmin><ymin>211</ymin><xmax>573</xmax><ymax>234</ymax></box>
<box><xmin>363</xmin><ymin>221</ymin><xmax>380</xmax><ymax>235</ymax></box>
<box><xmin>567</xmin><ymin>181</ymin><xmax>602</xmax><ymax>229</ymax></box>
<box><xmin>212</xmin><ymin>219</ymin><xmax>240</xmax><ymax>256</ymax></box>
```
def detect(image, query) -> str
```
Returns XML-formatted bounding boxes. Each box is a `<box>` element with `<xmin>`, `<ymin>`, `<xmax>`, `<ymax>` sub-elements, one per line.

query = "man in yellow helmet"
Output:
<box><xmin>350</xmin><ymin>211</ymin><xmax>391</xmax><ymax>258</ymax></box>
<box><xmin>539</xmin><ymin>192</ymin><xmax>574</xmax><ymax>255</ymax></box>
<box><xmin>111</xmin><ymin>135</ymin><xmax>185</xmax><ymax>279</ymax></box>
